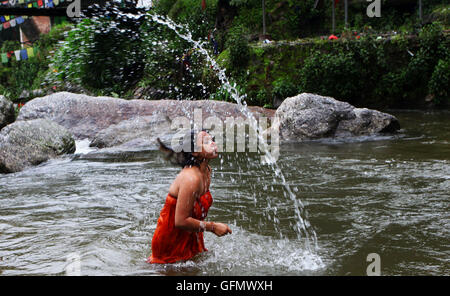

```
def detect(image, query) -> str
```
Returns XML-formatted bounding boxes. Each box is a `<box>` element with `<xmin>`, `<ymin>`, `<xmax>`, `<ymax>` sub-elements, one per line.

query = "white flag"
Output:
<box><xmin>14</xmin><ymin>50</ymin><xmax>21</xmax><ymax>61</ymax></box>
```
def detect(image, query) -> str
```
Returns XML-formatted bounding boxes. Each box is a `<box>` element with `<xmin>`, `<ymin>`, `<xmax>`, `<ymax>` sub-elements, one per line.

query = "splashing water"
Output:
<box><xmin>49</xmin><ymin>2</ymin><xmax>322</xmax><ymax>268</ymax></box>
<box><xmin>146</xmin><ymin>13</ymin><xmax>320</xmax><ymax>254</ymax></box>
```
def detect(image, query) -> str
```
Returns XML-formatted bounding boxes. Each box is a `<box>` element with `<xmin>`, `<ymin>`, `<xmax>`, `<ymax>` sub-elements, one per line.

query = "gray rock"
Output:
<box><xmin>335</xmin><ymin>107</ymin><xmax>400</xmax><ymax>137</ymax></box>
<box><xmin>0</xmin><ymin>95</ymin><xmax>15</xmax><ymax>131</ymax></box>
<box><xmin>89</xmin><ymin>114</ymin><xmax>172</xmax><ymax>149</ymax></box>
<box><xmin>0</xmin><ymin>119</ymin><xmax>76</xmax><ymax>174</ymax></box>
<box><xmin>272</xmin><ymin>93</ymin><xmax>400</xmax><ymax>142</ymax></box>
<box><xmin>19</xmin><ymin>90</ymin><xmax>30</xmax><ymax>100</ymax></box>
<box><xmin>31</xmin><ymin>89</ymin><xmax>45</xmax><ymax>97</ymax></box>
<box><xmin>16</xmin><ymin>92</ymin><xmax>275</xmax><ymax>147</ymax></box>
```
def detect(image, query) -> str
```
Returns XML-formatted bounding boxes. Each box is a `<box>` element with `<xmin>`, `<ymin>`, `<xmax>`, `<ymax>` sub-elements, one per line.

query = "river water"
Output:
<box><xmin>0</xmin><ymin>110</ymin><xmax>448</xmax><ymax>275</ymax></box>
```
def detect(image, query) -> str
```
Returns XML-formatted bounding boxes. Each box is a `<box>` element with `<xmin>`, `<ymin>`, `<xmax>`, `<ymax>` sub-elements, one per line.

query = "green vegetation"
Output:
<box><xmin>47</xmin><ymin>4</ymin><xmax>147</xmax><ymax>96</ymax></box>
<box><xmin>0</xmin><ymin>0</ymin><xmax>448</xmax><ymax>109</ymax></box>
<box><xmin>0</xmin><ymin>23</ymin><xmax>72</xmax><ymax>102</ymax></box>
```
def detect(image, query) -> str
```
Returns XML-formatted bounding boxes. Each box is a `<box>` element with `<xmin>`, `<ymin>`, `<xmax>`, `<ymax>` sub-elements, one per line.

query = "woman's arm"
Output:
<box><xmin>174</xmin><ymin>173</ymin><xmax>203</xmax><ymax>232</ymax></box>
<box><xmin>174</xmin><ymin>173</ymin><xmax>231</xmax><ymax>236</ymax></box>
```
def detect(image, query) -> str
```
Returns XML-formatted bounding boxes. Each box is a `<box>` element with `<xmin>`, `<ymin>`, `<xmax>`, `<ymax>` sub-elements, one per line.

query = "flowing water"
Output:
<box><xmin>0</xmin><ymin>111</ymin><xmax>449</xmax><ymax>275</ymax></box>
<box><xmin>146</xmin><ymin>12</ymin><xmax>318</xmax><ymax>252</ymax></box>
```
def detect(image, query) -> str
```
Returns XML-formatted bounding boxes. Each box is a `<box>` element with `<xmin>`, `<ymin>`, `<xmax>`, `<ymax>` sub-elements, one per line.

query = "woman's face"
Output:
<box><xmin>193</xmin><ymin>131</ymin><xmax>218</xmax><ymax>160</ymax></box>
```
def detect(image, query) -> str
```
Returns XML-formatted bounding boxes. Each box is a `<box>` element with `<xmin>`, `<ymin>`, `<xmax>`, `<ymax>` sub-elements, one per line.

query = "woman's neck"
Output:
<box><xmin>198</xmin><ymin>159</ymin><xmax>210</xmax><ymax>173</ymax></box>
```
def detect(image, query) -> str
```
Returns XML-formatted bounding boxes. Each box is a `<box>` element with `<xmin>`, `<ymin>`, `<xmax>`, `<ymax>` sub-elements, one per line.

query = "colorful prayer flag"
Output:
<box><xmin>37</xmin><ymin>0</ymin><xmax>43</xmax><ymax>7</ymax></box>
<box><xmin>9</xmin><ymin>18</ymin><xmax>15</xmax><ymax>27</ymax></box>
<box><xmin>3</xmin><ymin>21</ymin><xmax>10</xmax><ymax>29</ymax></box>
<box><xmin>14</xmin><ymin>50</ymin><xmax>21</xmax><ymax>61</ymax></box>
<box><xmin>1</xmin><ymin>53</ymin><xmax>7</xmax><ymax>64</ymax></box>
<box><xmin>16</xmin><ymin>16</ymin><xmax>24</xmax><ymax>24</ymax></box>
<box><xmin>20</xmin><ymin>49</ymin><xmax>28</xmax><ymax>60</ymax></box>
<box><xmin>26</xmin><ymin>47</ymin><xmax>34</xmax><ymax>58</ymax></box>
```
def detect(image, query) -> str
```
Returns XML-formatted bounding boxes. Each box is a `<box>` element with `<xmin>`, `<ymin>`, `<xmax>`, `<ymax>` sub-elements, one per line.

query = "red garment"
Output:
<box><xmin>148</xmin><ymin>190</ymin><xmax>213</xmax><ymax>264</ymax></box>
<box><xmin>201</xmin><ymin>0</ymin><xmax>206</xmax><ymax>11</ymax></box>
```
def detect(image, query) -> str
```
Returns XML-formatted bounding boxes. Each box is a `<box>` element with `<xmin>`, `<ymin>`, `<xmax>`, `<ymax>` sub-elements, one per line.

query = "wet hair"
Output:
<box><xmin>157</xmin><ymin>129</ymin><xmax>209</xmax><ymax>168</ymax></box>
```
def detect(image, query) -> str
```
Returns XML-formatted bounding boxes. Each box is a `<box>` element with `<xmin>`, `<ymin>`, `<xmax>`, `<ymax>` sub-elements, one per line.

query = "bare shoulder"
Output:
<box><xmin>177</xmin><ymin>167</ymin><xmax>202</xmax><ymax>191</ymax></box>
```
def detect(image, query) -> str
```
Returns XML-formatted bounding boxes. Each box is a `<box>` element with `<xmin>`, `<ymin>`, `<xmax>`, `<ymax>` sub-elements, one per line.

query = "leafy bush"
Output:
<box><xmin>0</xmin><ymin>23</ymin><xmax>71</xmax><ymax>102</ymax></box>
<box><xmin>300</xmin><ymin>50</ymin><xmax>361</xmax><ymax>103</ymax></box>
<box><xmin>211</xmin><ymin>81</ymin><xmax>246</xmax><ymax>103</ymax></box>
<box><xmin>271</xmin><ymin>77</ymin><xmax>297</xmax><ymax>101</ymax></box>
<box><xmin>139</xmin><ymin>14</ymin><xmax>219</xmax><ymax>100</ymax></box>
<box><xmin>155</xmin><ymin>0</ymin><xmax>218</xmax><ymax>41</ymax></box>
<box><xmin>49</xmin><ymin>3</ymin><xmax>146</xmax><ymax>96</ymax></box>
<box><xmin>225</xmin><ymin>25</ymin><xmax>250</xmax><ymax>74</ymax></box>
<box><xmin>428</xmin><ymin>58</ymin><xmax>450</xmax><ymax>105</ymax></box>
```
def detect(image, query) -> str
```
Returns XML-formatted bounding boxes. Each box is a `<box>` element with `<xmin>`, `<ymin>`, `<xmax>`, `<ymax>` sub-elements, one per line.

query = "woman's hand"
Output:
<box><xmin>211</xmin><ymin>222</ymin><xmax>232</xmax><ymax>237</ymax></box>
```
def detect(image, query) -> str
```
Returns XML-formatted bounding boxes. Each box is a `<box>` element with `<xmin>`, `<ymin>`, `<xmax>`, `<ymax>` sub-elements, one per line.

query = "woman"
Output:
<box><xmin>148</xmin><ymin>130</ymin><xmax>232</xmax><ymax>264</ymax></box>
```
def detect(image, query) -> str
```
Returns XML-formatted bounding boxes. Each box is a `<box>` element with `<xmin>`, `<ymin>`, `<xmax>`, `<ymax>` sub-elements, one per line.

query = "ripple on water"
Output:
<box><xmin>0</xmin><ymin>111</ymin><xmax>449</xmax><ymax>275</ymax></box>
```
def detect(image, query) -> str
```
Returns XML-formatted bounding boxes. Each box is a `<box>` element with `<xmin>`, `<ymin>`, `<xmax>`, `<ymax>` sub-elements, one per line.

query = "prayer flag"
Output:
<box><xmin>14</xmin><ymin>50</ymin><xmax>21</xmax><ymax>61</ymax></box>
<box><xmin>20</xmin><ymin>49</ymin><xmax>28</xmax><ymax>60</ymax></box>
<box><xmin>1</xmin><ymin>53</ymin><xmax>7</xmax><ymax>64</ymax></box>
<box><xmin>27</xmin><ymin>47</ymin><xmax>34</xmax><ymax>58</ymax></box>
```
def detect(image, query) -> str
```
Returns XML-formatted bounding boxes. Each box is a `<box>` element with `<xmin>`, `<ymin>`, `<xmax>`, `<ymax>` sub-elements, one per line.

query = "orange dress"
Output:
<box><xmin>147</xmin><ymin>190</ymin><xmax>213</xmax><ymax>264</ymax></box>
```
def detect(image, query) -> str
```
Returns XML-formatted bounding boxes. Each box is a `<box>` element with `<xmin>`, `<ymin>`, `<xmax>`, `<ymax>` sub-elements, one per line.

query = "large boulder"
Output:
<box><xmin>89</xmin><ymin>114</ymin><xmax>172</xmax><ymax>149</ymax></box>
<box><xmin>16</xmin><ymin>92</ymin><xmax>275</xmax><ymax>148</ymax></box>
<box><xmin>0</xmin><ymin>119</ymin><xmax>76</xmax><ymax>174</ymax></box>
<box><xmin>0</xmin><ymin>95</ymin><xmax>15</xmax><ymax>131</ymax></box>
<box><xmin>272</xmin><ymin>93</ymin><xmax>400</xmax><ymax>142</ymax></box>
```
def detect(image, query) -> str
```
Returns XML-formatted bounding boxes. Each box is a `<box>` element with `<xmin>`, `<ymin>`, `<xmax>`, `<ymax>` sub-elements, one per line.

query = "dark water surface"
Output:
<box><xmin>0</xmin><ymin>111</ymin><xmax>448</xmax><ymax>275</ymax></box>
